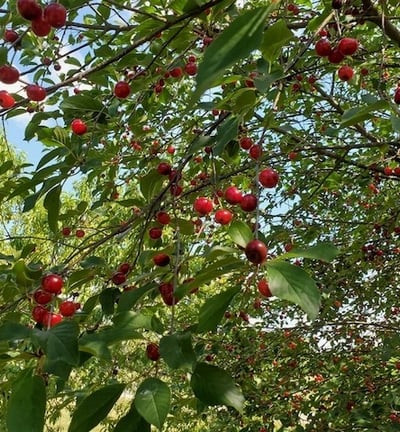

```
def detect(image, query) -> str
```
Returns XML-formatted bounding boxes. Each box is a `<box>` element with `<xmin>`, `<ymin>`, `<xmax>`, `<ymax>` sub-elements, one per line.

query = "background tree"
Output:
<box><xmin>1</xmin><ymin>0</ymin><xmax>400</xmax><ymax>431</ymax></box>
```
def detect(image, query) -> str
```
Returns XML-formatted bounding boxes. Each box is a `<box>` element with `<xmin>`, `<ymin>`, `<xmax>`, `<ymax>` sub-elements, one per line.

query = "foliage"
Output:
<box><xmin>0</xmin><ymin>0</ymin><xmax>400</xmax><ymax>430</ymax></box>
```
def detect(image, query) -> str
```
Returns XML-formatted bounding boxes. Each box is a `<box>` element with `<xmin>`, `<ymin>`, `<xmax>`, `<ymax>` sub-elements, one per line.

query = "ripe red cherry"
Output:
<box><xmin>157</xmin><ymin>162</ymin><xmax>171</xmax><ymax>175</ymax></box>
<box><xmin>42</xmin><ymin>311</ymin><xmax>63</xmax><ymax>327</ymax></box>
<box><xmin>194</xmin><ymin>197</ymin><xmax>214</xmax><ymax>216</ymax></box>
<box><xmin>26</xmin><ymin>84</ymin><xmax>46</xmax><ymax>101</ymax></box>
<box><xmin>259</xmin><ymin>168</ymin><xmax>279</xmax><ymax>188</ymax></box>
<box><xmin>159</xmin><ymin>282</ymin><xmax>179</xmax><ymax>306</ymax></box>
<box><xmin>337</xmin><ymin>37</ymin><xmax>358</xmax><ymax>56</ymax></box>
<box><xmin>61</xmin><ymin>226</ymin><xmax>71</xmax><ymax>236</ymax></box>
<box><xmin>0</xmin><ymin>91</ymin><xmax>15</xmax><ymax>109</ymax></box>
<box><xmin>146</xmin><ymin>342</ymin><xmax>160</xmax><ymax>361</ymax></box>
<box><xmin>44</xmin><ymin>3</ymin><xmax>67</xmax><ymax>28</ymax></box>
<box><xmin>156</xmin><ymin>211</ymin><xmax>170</xmax><ymax>225</ymax></box>
<box><xmin>315</xmin><ymin>39</ymin><xmax>331</xmax><ymax>57</ymax></box>
<box><xmin>59</xmin><ymin>300</ymin><xmax>79</xmax><ymax>317</ymax></box>
<box><xmin>71</xmin><ymin>119</ymin><xmax>87</xmax><ymax>135</ymax></box>
<box><xmin>149</xmin><ymin>227</ymin><xmax>162</xmax><ymax>239</ymax></box>
<box><xmin>249</xmin><ymin>144</ymin><xmax>262</xmax><ymax>160</ymax></box>
<box><xmin>32</xmin><ymin>305</ymin><xmax>48</xmax><ymax>323</ymax></box>
<box><xmin>153</xmin><ymin>253</ymin><xmax>170</xmax><ymax>267</ymax></box>
<box><xmin>214</xmin><ymin>209</ymin><xmax>233</xmax><ymax>225</ymax></box>
<box><xmin>112</xmin><ymin>271</ymin><xmax>127</xmax><ymax>285</ymax></box>
<box><xmin>170</xmin><ymin>67</ymin><xmax>183</xmax><ymax>78</ymax></box>
<box><xmin>0</xmin><ymin>65</ymin><xmax>20</xmax><ymax>84</ymax></box>
<box><xmin>338</xmin><ymin>65</ymin><xmax>354</xmax><ymax>81</ymax></box>
<box><xmin>224</xmin><ymin>186</ymin><xmax>243</xmax><ymax>205</ymax></box>
<box><xmin>31</xmin><ymin>16</ymin><xmax>51</xmax><ymax>37</ymax></box>
<box><xmin>4</xmin><ymin>29</ymin><xmax>19</xmax><ymax>43</ymax></box>
<box><xmin>245</xmin><ymin>239</ymin><xmax>268</xmax><ymax>265</ymax></box>
<box><xmin>76</xmin><ymin>229</ymin><xmax>85</xmax><ymax>238</ymax></box>
<box><xmin>240</xmin><ymin>194</ymin><xmax>258</xmax><ymax>212</ymax></box>
<box><xmin>394</xmin><ymin>87</ymin><xmax>400</xmax><ymax>104</ymax></box>
<box><xmin>184</xmin><ymin>62</ymin><xmax>198</xmax><ymax>76</ymax></box>
<box><xmin>257</xmin><ymin>279</ymin><xmax>272</xmax><ymax>297</ymax></box>
<box><xmin>328</xmin><ymin>48</ymin><xmax>345</xmax><ymax>64</ymax></box>
<box><xmin>239</xmin><ymin>136</ymin><xmax>253</xmax><ymax>150</ymax></box>
<box><xmin>41</xmin><ymin>274</ymin><xmax>63</xmax><ymax>294</ymax></box>
<box><xmin>33</xmin><ymin>289</ymin><xmax>53</xmax><ymax>305</ymax></box>
<box><xmin>17</xmin><ymin>0</ymin><xmax>42</xmax><ymax>21</ymax></box>
<box><xmin>114</xmin><ymin>81</ymin><xmax>130</xmax><ymax>98</ymax></box>
<box><xmin>118</xmin><ymin>262</ymin><xmax>131</xmax><ymax>274</ymax></box>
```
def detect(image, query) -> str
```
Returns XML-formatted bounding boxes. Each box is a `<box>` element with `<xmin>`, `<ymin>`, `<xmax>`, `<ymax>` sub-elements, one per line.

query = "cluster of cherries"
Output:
<box><xmin>31</xmin><ymin>274</ymin><xmax>80</xmax><ymax>328</ymax></box>
<box><xmin>315</xmin><ymin>35</ymin><xmax>359</xmax><ymax>81</ymax></box>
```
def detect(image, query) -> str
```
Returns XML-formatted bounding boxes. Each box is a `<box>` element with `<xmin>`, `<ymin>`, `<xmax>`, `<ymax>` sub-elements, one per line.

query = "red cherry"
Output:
<box><xmin>328</xmin><ymin>48</ymin><xmax>345</xmax><ymax>64</ymax></box>
<box><xmin>76</xmin><ymin>229</ymin><xmax>85</xmax><ymax>238</ymax></box>
<box><xmin>41</xmin><ymin>274</ymin><xmax>64</xmax><ymax>294</ymax></box>
<box><xmin>338</xmin><ymin>65</ymin><xmax>354</xmax><ymax>81</ymax></box>
<box><xmin>146</xmin><ymin>342</ymin><xmax>160</xmax><ymax>361</ymax></box>
<box><xmin>257</xmin><ymin>279</ymin><xmax>272</xmax><ymax>297</ymax></box>
<box><xmin>337</xmin><ymin>37</ymin><xmax>358</xmax><ymax>56</ymax></box>
<box><xmin>167</xmin><ymin>144</ymin><xmax>175</xmax><ymax>154</ymax></box>
<box><xmin>112</xmin><ymin>272</ymin><xmax>127</xmax><ymax>285</ymax></box>
<box><xmin>394</xmin><ymin>88</ymin><xmax>400</xmax><ymax>104</ymax></box>
<box><xmin>149</xmin><ymin>227</ymin><xmax>163</xmax><ymax>239</ymax></box>
<box><xmin>0</xmin><ymin>90</ymin><xmax>15</xmax><ymax>109</ymax></box>
<box><xmin>159</xmin><ymin>282</ymin><xmax>179</xmax><ymax>306</ymax></box>
<box><xmin>33</xmin><ymin>289</ymin><xmax>53</xmax><ymax>305</ymax></box>
<box><xmin>61</xmin><ymin>226</ymin><xmax>71</xmax><ymax>236</ymax></box>
<box><xmin>239</xmin><ymin>136</ymin><xmax>253</xmax><ymax>150</ymax></box>
<box><xmin>59</xmin><ymin>301</ymin><xmax>78</xmax><ymax>317</ymax></box>
<box><xmin>118</xmin><ymin>262</ymin><xmax>131</xmax><ymax>274</ymax></box>
<box><xmin>114</xmin><ymin>81</ymin><xmax>131</xmax><ymax>98</ymax></box>
<box><xmin>156</xmin><ymin>211</ymin><xmax>170</xmax><ymax>225</ymax></box>
<box><xmin>157</xmin><ymin>162</ymin><xmax>171</xmax><ymax>175</ymax></box>
<box><xmin>42</xmin><ymin>311</ymin><xmax>63</xmax><ymax>327</ymax></box>
<box><xmin>32</xmin><ymin>305</ymin><xmax>48</xmax><ymax>323</ymax></box>
<box><xmin>184</xmin><ymin>62</ymin><xmax>198</xmax><ymax>76</ymax></box>
<box><xmin>153</xmin><ymin>253</ymin><xmax>170</xmax><ymax>267</ymax></box>
<box><xmin>240</xmin><ymin>194</ymin><xmax>258</xmax><ymax>212</ymax></box>
<box><xmin>259</xmin><ymin>168</ymin><xmax>279</xmax><ymax>188</ymax></box>
<box><xmin>245</xmin><ymin>240</ymin><xmax>268</xmax><ymax>265</ymax></box>
<box><xmin>4</xmin><ymin>29</ymin><xmax>19</xmax><ymax>43</ymax></box>
<box><xmin>31</xmin><ymin>16</ymin><xmax>51</xmax><ymax>37</ymax></box>
<box><xmin>71</xmin><ymin>119</ymin><xmax>87</xmax><ymax>135</ymax></box>
<box><xmin>224</xmin><ymin>186</ymin><xmax>243</xmax><ymax>205</ymax></box>
<box><xmin>249</xmin><ymin>144</ymin><xmax>263</xmax><ymax>160</ymax></box>
<box><xmin>288</xmin><ymin>151</ymin><xmax>298</xmax><ymax>161</ymax></box>
<box><xmin>214</xmin><ymin>209</ymin><xmax>233</xmax><ymax>225</ymax></box>
<box><xmin>188</xmin><ymin>55</ymin><xmax>196</xmax><ymax>63</ymax></box>
<box><xmin>194</xmin><ymin>197</ymin><xmax>214</xmax><ymax>216</ymax></box>
<box><xmin>17</xmin><ymin>0</ymin><xmax>42</xmax><ymax>21</ymax></box>
<box><xmin>26</xmin><ymin>84</ymin><xmax>46</xmax><ymax>101</ymax></box>
<box><xmin>44</xmin><ymin>3</ymin><xmax>67</xmax><ymax>28</ymax></box>
<box><xmin>315</xmin><ymin>39</ymin><xmax>332</xmax><ymax>57</ymax></box>
<box><xmin>170</xmin><ymin>67</ymin><xmax>183</xmax><ymax>78</ymax></box>
<box><xmin>0</xmin><ymin>65</ymin><xmax>20</xmax><ymax>85</ymax></box>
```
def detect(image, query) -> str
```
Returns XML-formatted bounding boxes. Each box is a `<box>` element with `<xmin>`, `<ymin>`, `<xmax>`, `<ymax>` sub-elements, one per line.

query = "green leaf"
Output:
<box><xmin>213</xmin><ymin>117</ymin><xmax>239</xmax><ymax>156</ymax></box>
<box><xmin>43</xmin><ymin>185</ymin><xmax>62</xmax><ymax>233</ymax></box>
<box><xmin>227</xmin><ymin>220</ymin><xmax>253</xmax><ymax>248</ymax></box>
<box><xmin>6</xmin><ymin>371</ymin><xmax>46</xmax><ymax>432</ymax></box>
<box><xmin>114</xmin><ymin>404</ymin><xmax>151</xmax><ymax>432</ymax></box>
<box><xmin>260</xmin><ymin>19</ymin><xmax>294</xmax><ymax>62</ymax></box>
<box><xmin>117</xmin><ymin>283</ymin><xmax>157</xmax><ymax>312</ymax></box>
<box><xmin>191</xmin><ymin>363</ymin><xmax>244</xmax><ymax>413</ymax></box>
<box><xmin>197</xmin><ymin>286</ymin><xmax>240</xmax><ymax>333</ymax></box>
<box><xmin>281</xmin><ymin>242</ymin><xmax>339</xmax><ymax>262</ymax></box>
<box><xmin>135</xmin><ymin>378</ymin><xmax>171</xmax><ymax>430</ymax></box>
<box><xmin>0</xmin><ymin>322</ymin><xmax>32</xmax><ymax>341</ymax></box>
<box><xmin>193</xmin><ymin>7</ymin><xmax>271</xmax><ymax>99</ymax></box>
<box><xmin>340</xmin><ymin>100</ymin><xmax>389</xmax><ymax>127</ymax></box>
<box><xmin>159</xmin><ymin>332</ymin><xmax>196</xmax><ymax>370</ymax></box>
<box><xmin>266</xmin><ymin>261</ymin><xmax>321</xmax><ymax>321</ymax></box>
<box><xmin>60</xmin><ymin>95</ymin><xmax>104</xmax><ymax>113</ymax></box>
<box><xmin>68</xmin><ymin>383</ymin><xmax>125</xmax><ymax>432</ymax></box>
<box><xmin>140</xmin><ymin>169</ymin><xmax>164</xmax><ymax>201</ymax></box>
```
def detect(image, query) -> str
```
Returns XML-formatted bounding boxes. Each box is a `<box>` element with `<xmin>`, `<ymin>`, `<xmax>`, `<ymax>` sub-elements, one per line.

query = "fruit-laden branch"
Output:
<box><xmin>362</xmin><ymin>0</ymin><xmax>400</xmax><ymax>46</ymax></box>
